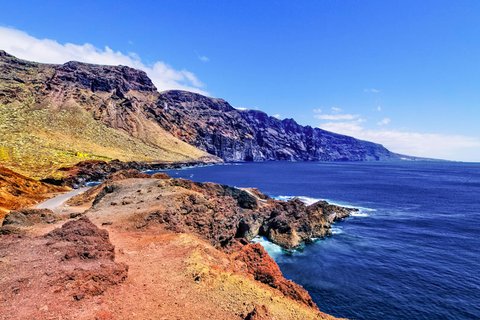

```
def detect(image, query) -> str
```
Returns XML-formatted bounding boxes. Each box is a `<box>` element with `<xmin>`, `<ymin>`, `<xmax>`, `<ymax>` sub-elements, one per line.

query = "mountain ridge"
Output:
<box><xmin>0</xmin><ymin>51</ymin><xmax>401</xmax><ymax>178</ymax></box>
<box><xmin>154</xmin><ymin>89</ymin><xmax>399</xmax><ymax>161</ymax></box>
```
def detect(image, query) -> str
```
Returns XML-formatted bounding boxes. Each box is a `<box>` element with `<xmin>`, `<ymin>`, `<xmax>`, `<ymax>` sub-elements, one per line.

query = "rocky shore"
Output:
<box><xmin>0</xmin><ymin>168</ymin><xmax>353</xmax><ymax>319</ymax></box>
<box><xmin>69</xmin><ymin>169</ymin><xmax>357</xmax><ymax>249</ymax></box>
<box><xmin>41</xmin><ymin>159</ymin><xmax>214</xmax><ymax>188</ymax></box>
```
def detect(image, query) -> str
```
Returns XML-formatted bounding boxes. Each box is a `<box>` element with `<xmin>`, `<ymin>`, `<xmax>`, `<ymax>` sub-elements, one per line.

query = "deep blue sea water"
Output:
<box><xmin>164</xmin><ymin>161</ymin><xmax>480</xmax><ymax>320</ymax></box>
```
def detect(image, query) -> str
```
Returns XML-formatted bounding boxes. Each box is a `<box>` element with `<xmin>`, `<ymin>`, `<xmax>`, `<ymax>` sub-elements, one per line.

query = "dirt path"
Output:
<box><xmin>36</xmin><ymin>187</ymin><xmax>90</xmax><ymax>211</ymax></box>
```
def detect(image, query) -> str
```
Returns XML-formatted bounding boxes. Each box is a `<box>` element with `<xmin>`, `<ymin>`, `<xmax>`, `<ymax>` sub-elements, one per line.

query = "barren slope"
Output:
<box><xmin>0</xmin><ymin>173</ymin><xmax>346</xmax><ymax>320</ymax></box>
<box><xmin>0</xmin><ymin>51</ymin><xmax>217</xmax><ymax>178</ymax></box>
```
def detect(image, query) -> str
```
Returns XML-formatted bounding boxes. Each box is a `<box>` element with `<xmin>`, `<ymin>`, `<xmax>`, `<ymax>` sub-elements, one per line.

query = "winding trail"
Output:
<box><xmin>36</xmin><ymin>187</ymin><xmax>90</xmax><ymax>211</ymax></box>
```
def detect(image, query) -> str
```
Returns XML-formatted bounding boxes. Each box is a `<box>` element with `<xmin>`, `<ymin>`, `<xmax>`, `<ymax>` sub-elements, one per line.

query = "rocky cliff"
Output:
<box><xmin>0</xmin><ymin>51</ymin><xmax>399</xmax><ymax>179</ymax></box>
<box><xmin>0</xmin><ymin>51</ymin><xmax>217</xmax><ymax>178</ymax></box>
<box><xmin>154</xmin><ymin>90</ymin><xmax>398</xmax><ymax>161</ymax></box>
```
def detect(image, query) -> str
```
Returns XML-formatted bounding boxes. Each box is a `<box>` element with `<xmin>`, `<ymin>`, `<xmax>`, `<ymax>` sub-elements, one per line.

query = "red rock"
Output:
<box><xmin>233</xmin><ymin>243</ymin><xmax>318</xmax><ymax>309</ymax></box>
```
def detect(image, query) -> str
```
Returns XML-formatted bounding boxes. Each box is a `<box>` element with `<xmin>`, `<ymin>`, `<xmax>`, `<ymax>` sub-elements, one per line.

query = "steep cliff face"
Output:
<box><xmin>0</xmin><ymin>51</ymin><xmax>399</xmax><ymax>176</ymax></box>
<box><xmin>153</xmin><ymin>90</ymin><xmax>260</xmax><ymax>160</ymax></box>
<box><xmin>154</xmin><ymin>90</ymin><xmax>398</xmax><ymax>161</ymax></box>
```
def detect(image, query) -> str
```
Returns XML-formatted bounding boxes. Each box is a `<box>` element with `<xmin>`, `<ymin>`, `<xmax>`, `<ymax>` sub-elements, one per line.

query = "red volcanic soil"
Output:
<box><xmin>0</xmin><ymin>166</ymin><xmax>65</xmax><ymax>219</ymax></box>
<box><xmin>0</xmin><ymin>170</ymin><xmax>345</xmax><ymax>320</ymax></box>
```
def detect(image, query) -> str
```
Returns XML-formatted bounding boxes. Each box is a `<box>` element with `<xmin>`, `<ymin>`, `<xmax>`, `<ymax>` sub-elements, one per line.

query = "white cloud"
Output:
<box><xmin>0</xmin><ymin>26</ymin><xmax>207</xmax><ymax>95</ymax></box>
<box><xmin>313</xmin><ymin>107</ymin><xmax>363</xmax><ymax>122</ymax></box>
<box><xmin>377</xmin><ymin>117</ymin><xmax>391</xmax><ymax>126</ymax></box>
<box><xmin>364</xmin><ymin>88</ymin><xmax>380</xmax><ymax>93</ymax></box>
<box><xmin>315</xmin><ymin>113</ymin><xmax>360</xmax><ymax>121</ymax></box>
<box><xmin>272</xmin><ymin>114</ymin><xmax>281</xmax><ymax>119</ymax></box>
<box><xmin>198</xmin><ymin>55</ymin><xmax>209</xmax><ymax>63</ymax></box>
<box><xmin>320</xmin><ymin>120</ymin><xmax>480</xmax><ymax>161</ymax></box>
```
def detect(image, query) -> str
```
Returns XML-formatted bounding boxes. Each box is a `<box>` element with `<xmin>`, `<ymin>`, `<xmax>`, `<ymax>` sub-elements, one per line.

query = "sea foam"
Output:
<box><xmin>251</xmin><ymin>236</ymin><xmax>284</xmax><ymax>258</ymax></box>
<box><xmin>273</xmin><ymin>195</ymin><xmax>375</xmax><ymax>217</ymax></box>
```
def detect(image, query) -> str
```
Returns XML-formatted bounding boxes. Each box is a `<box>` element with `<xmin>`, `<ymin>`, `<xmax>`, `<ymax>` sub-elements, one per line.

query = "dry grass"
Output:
<box><xmin>0</xmin><ymin>102</ymin><xmax>209</xmax><ymax>179</ymax></box>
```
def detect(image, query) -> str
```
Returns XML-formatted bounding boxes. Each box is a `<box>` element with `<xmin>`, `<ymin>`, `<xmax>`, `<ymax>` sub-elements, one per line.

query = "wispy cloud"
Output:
<box><xmin>198</xmin><ymin>55</ymin><xmax>209</xmax><ymax>63</ymax></box>
<box><xmin>272</xmin><ymin>113</ymin><xmax>281</xmax><ymax>119</ymax></box>
<box><xmin>376</xmin><ymin>105</ymin><xmax>382</xmax><ymax>112</ymax></box>
<box><xmin>377</xmin><ymin>117</ymin><xmax>391</xmax><ymax>126</ymax></box>
<box><xmin>315</xmin><ymin>113</ymin><xmax>360</xmax><ymax>121</ymax></box>
<box><xmin>364</xmin><ymin>88</ymin><xmax>381</xmax><ymax>94</ymax></box>
<box><xmin>320</xmin><ymin>120</ymin><xmax>480</xmax><ymax>161</ymax></box>
<box><xmin>0</xmin><ymin>26</ymin><xmax>208</xmax><ymax>95</ymax></box>
<box><xmin>313</xmin><ymin>107</ymin><xmax>362</xmax><ymax>121</ymax></box>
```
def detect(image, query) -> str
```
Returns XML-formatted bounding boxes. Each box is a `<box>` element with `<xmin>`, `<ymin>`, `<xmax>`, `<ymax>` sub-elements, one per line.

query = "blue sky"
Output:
<box><xmin>1</xmin><ymin>1</ymin><xmax>479</xmax><ymax>161</ymax></box>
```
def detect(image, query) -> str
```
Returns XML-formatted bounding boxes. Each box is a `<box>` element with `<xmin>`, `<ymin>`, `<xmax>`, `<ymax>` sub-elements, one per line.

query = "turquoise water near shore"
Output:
<box><xmin>164</xmin><ymin>161</ymin><xmax>480</xmax><ymax>320</ymax></box>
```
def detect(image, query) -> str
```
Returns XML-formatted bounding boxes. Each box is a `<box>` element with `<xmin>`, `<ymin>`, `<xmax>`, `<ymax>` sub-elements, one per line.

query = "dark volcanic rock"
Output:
<box><xmin>99</xmin><ymin>177</ymin><xmax>356</xmax><ymax>249</ymax></box>
<box><xmin>153</xmin><ymin>90</ymin><xmax>399</xmax><ymax>161</ymax></box>
<box><xmin>2</xmin><ymin>208</ymin><xmax>59</xmax><ymax>227</ymax></box>
<box><xmin>51</xmin><ymin>61</ymin><xmax>157</xmax><ymax>94</ymax></box>
<box><xmin>42</xmin><ymin>159</ymin><xmax>205</xmax><ymax>187</ymax></box>
<box><xmin>259</xmin><ymin>199</ymin><xmax>357</xmax><ymax>248</ymax></box>
<box><xmin>1</xmin><ymin>51</ymin><xmax>402</xmax><ymax>164</ymax></box>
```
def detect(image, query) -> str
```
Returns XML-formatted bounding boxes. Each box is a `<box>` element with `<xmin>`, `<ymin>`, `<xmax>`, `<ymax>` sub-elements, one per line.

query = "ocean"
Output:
<box><xmin>163</xmin><ymin>161</ymin><xmax>480</xmax><ymax>320</ymax></box>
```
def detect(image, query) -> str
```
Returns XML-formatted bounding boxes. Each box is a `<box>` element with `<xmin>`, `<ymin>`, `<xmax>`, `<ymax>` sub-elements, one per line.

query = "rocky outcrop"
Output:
<box><xmin>83</xmin><ymin>176</ymin><xmax>354</xmax><ymax>313</ymax></box>
<box><xmin>42</xmin><ymin>159</ymin><xmax>209</xmax><ymax>187</ymax></box>
<box><xmin>233</xmin><ymin>243</ymin><xmax>317</xmax><ymax>308</ymax></box>
<box><xmin>256</xmin><ymin>199</ymin><xmax>354</xmax><ymax>248</ymax></box>
<box><xmin>0</xmin><ymin>175</ymin><xmax>342</xmax><ymax>319</ymax></box>
<box><xmin>50</xmin><ymin>60</ymin><xmax>157</xmax><ymax>94</ymax></box>
<box><xmin>0</xmin><ymin>217</ymin><xmax>129</xmax><ymax>319</ymax></box>
<box><xmin>2</xmin><ymin>208</ymin><xmax>58</xmax><ymax>226</ymax></box>
<box><xmin>89</xmin><ymin>176</ymin><xmax>356</xmax><ymax>250</ymax></box>
<box><xmin>45</xmin><ymin>217</ymin><xmax>128</xmax><ymax>299</ymax></box>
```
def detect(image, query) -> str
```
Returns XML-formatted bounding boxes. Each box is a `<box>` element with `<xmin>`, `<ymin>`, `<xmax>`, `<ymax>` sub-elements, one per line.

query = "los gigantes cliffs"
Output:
<box><xmin>0</xmin><ymin>50</ymin><xmax>399</xmax><ymax>177</ymax></box>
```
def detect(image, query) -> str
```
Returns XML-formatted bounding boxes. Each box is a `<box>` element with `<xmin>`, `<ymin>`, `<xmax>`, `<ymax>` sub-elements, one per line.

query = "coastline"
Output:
<box><xmin>0</xmin><ymin>167</ymin><xmax>352</xmax><ymax>319</ymax></box>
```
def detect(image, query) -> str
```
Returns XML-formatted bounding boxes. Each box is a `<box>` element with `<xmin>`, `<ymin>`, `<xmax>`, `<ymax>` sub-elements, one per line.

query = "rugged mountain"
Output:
<box><xmin>154</xmin><ymin>90</ymin><xmax>398</xmax><ymax>161</ymax></box>
<box><xmin>0</xmin><ymin>51</ymin><xmax>399</xmax><ymax>179</ymax></box>
<box><xmin>0</xmin><ymin>51</ymin><xmax>216</xmax><ymax>178</ymax></box>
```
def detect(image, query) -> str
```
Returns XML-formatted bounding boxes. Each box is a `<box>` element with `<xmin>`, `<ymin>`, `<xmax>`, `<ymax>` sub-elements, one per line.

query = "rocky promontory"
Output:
<box><xmin>0</xmin><ymin>169</ymin><xmax>347</xmax><ymax>319</ymax></box>
<box><xmin>77</xmin><ymin>170</ymin><xmax>356</xmax><ymax>249</ymax></box>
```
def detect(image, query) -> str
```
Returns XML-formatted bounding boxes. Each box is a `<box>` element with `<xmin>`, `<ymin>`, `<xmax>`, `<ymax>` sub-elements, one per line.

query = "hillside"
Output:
<box><xmin>0</xmin><ymin>171</ymin><xmax>345</xmax><ymax>319</ymax></box>
<box><xmin>0</xmin><ymin>51</ymin><xmax>217</xmax><ymax>178</ymax></box>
